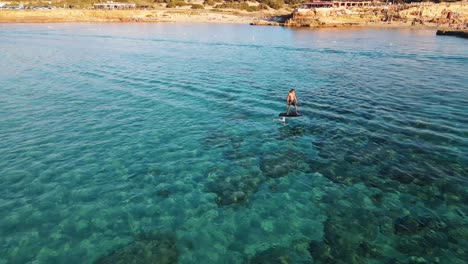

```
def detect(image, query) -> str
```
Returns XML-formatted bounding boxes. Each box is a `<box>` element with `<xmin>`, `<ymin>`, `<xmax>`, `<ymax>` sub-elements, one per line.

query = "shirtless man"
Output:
<box><xmin>286</xmin><ymin>89</ymin><xmax>298</xmax><ymax>115</ymax></box>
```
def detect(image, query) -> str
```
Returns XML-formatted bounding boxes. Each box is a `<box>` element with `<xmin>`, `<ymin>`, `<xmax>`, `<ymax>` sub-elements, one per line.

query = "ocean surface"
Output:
<box><xmin>0</xmin><ymin>23</ymin><xmax>467</xmax><ymax>264</ymax></box>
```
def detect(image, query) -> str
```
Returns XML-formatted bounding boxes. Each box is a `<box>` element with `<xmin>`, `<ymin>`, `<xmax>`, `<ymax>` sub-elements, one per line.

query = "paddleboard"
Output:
<box><xmin>279</xmin><ymin>113</ymin><xmax>302</xmax><ymax>117</ymax></box>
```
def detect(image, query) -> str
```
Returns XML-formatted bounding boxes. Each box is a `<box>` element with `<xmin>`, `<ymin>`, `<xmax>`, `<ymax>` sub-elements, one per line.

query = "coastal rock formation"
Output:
<box><xmin>281</xmin><ymin>2</ymin><xmax>468</xmax><ymax>28</ymax></box>
<box><xmin>284</xmin><ymin>10</ymin><xmax>323</xmax><ymax>27</ymax></box>
<box><xmin>436</xmin><ymin>28</ymin><xmax>468</xmax><ymax>38</ymax></box>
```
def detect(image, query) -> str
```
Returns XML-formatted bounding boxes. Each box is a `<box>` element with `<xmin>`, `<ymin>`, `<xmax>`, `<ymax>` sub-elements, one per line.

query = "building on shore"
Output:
<box><xmin>300</xmin><ymin>1</ymin><xmax>334</xmax><ymax>8</ymax></box>
<box><xmin>300</xmin><ymin>1</ymin><xmax>373</xmax><ymax>9</ymax></box>
<box><xmin>93</xmin><ymin>1</ymin><xmax>136</xmax><ymax>9</ymax></box>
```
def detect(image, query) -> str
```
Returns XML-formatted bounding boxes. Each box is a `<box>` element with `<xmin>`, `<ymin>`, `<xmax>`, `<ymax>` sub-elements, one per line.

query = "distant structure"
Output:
<box><xmin>0</xmin><ymin>2</ymin><xmax>24</xmax><ymax>9</ymax></box>
<box><xmin>300</xmin><ymin>1</ymin><xmax>373</xmax><ymax>9</ymax></box>
<box><xmin>93</xmin><ymin>1</ymin><xmax>136</xmax><ymax>9</ymax></box>
<box><xmin>301</xmin><ymin>1</ymin><xmax>334</xmax><ymax>8</ymax></box>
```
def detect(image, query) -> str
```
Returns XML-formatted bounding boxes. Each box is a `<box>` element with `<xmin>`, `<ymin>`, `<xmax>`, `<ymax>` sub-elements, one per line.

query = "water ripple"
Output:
<box><xmin>0</xmin><ymin>24</ymin><xmax>467</xmax><ymax>264</ymax></box>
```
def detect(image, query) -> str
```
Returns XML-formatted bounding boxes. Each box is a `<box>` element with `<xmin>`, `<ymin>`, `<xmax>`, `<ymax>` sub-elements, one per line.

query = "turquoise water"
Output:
<box><xmin>0</xmin><ymin>23</ymin><xmax>467</xmax><ymax>264</ymax></box>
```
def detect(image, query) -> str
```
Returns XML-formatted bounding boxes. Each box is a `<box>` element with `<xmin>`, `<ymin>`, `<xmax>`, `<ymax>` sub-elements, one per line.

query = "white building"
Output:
<box><xmin>93</xmin><ymin>1</ymin><xmax>136</xmax><ymax>9</ymax></box>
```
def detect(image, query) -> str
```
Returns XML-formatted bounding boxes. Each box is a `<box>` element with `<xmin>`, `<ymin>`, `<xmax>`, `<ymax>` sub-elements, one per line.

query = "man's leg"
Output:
<box><xmin>294</xmin><ymin>104</ymin><xmax>298</xmax><ymax>114</ymax></box>
<box><xmin>287</xmin><ymin>104</ymin><xmax>291</xmax><ymax>114</ymax></box>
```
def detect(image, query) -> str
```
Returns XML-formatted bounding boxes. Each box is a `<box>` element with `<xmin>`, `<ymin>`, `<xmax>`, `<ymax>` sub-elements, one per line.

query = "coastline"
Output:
<box><xmin>0</xmin><ymin>9</ymin><xmax>262</xmax><ymax>24</ymax></box>
<box><xmin>0</xmin><ymin>9</ymin><xmax>447</xmax><ymax>30</ymax></box>
<box><xmin>251</xmin><ymin>19</ymin><xmax>441</xmax><ymax>30</ymax></box>
<box><xmin>0</xmin><ymin>2</ymin><xmax>466</xmax><ymax>32</ymax></box>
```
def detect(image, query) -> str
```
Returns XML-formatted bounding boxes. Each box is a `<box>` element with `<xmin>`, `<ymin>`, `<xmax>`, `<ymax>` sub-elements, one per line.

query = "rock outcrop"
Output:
<box><xmin>436</xmin><ymin>28</ymin><xmax>468</xmax><ymax>38</ymax></box>
<box><xmin>279</xmin><ymin>2</ymin><xmax>468</xmax><ymax>28</ymax></box>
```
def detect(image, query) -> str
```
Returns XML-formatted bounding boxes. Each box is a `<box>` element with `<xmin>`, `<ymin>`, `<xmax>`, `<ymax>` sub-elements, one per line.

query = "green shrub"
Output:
<box><xmin>166</xmin><ymin>1</ymin><xmax>189</xmax><ymax>8</ymax></box>
<box><xmin>245</xmin><ymin>5</ymin><xmax>259</xmax><ymax>12</ymax></box>
<box><xmin>214</xmin><ymin>2</ymin><xmax>262</xmax><ymax>11</ymax></box>
<box><xmin>258</xmin><ymin>3</ymin><xmax>269</xmax><ymax>10</ymax></box>
<box><xmin>203</xmin><ymin>0</ymin><xmax>215</xmax><ymax>6</ymax></box>
<box><xmin>257</xmin><ymin>0</ymin><xmax>284</xmax><ymax>10</ymax></box>
<box><xmin>284</xmin><ymin>0</ymin><xmax>301</xmax><ymax>5</ymax></box>
<box><xmin>269</xmin><ymin>0</ymin><xmax>285</xmax><ymax>9</ymax></box>
<box><xmin>191</xmin><ymin>3</ymin><xmax>204</xmax><ymax>9</ymax></box>
<box><xmin>214</xmin><ymin>2</ymin><xmax>234</xmax><ymax>8</ymax></box>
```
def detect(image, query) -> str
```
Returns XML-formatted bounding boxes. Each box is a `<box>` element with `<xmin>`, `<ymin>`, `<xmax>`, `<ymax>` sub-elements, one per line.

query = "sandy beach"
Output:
<box><xmin>0</xmin><ymin>9</ymin><xmax>266</xmax><ymax>24</ymax></box>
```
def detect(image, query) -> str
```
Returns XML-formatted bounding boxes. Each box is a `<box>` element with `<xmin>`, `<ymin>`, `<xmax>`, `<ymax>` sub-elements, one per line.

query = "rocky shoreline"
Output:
<box><xmin>252</xmin><ymin>2</ymin><xmax>467</xmax><ymax>30</ymax></box>
<box><xmin>0</xmin><ymin>2</ymin><xmax>466</xmax><ymax>30</ymax></box>
<box><xmin>436</xmin><ymin>28</ymin><xmax>468</xmax><ymax>38</ymax></box>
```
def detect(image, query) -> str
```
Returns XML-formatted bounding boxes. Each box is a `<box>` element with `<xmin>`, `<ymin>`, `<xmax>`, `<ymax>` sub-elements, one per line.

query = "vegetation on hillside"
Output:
<box><xmin>214</xmin><ymin>2</ymin><xmax>269</xmax><ymax>12</ymax></box>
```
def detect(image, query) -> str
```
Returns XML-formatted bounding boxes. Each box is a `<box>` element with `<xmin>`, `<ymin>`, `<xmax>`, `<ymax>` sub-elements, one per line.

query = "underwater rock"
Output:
<box><xmin>322</xmin><ymin>220</ymin><xmax>354</xmax><ymax>261</ymax></box>
<box><xmin>394</xmin><ymin>214</ymin><xmax>453</xmax><ymax>261</ymax></box>
<box><xmin>206</xmin><ymin>172</ymin><xmax>262</xmax><ymax>206</ymax></box>
<box><xmin>317</xmin><ymin>149</ymin><xmax>335</xmax><ymax>161</ymax></box>
<box><xmin>157</xmin><ymin>189</ymin><xmax>171</xmax><ymax>198</ymax></box>
<box><xmin>422</xmin><ymin>229</ymin><xmax>448</xmax><ymax>249</ymax></box>
<box><xmin>312</xmin><ymin>139</ymin><xmax>326</xmax><ymax>148</ymax></box>
<box><xmin>396</xmin><ymin>236</ymin><xmax>425</xmax><ymax>255</ymax></box>
<box><xmin>394</xmin><ymin>215</ymin><xmax>431</xmax><ymax>235</ymax></box>
<box><xmin>357</xmin><ymin>241</ymin><xmax>372</xmax><ymax>257</ymax></box>
<box><xmin>307</xmin><ymin>208</ymin><xmax>390</xmax><ymax>264</ymax></box>
<box><xmin>409</xmin><ymin>256</ymin><xmax>428</xmax><ymax>264</ymax></box>
<box><xmin>259</xmin><ymin>140</ymin><xmax>312</xmax><ymax>179</ymax></box>
<box><xmin>222</xmin><ymin>138</ymin><xmax>249</xmax><ymax>161</ymax></box>
<box><xmin>386</xmin><ymin>167</ymin><xmax>415</xmax><ymax>184</ymax></box>
<box><xmin>94</xmin><ymin>232</ymin><xmax>178</xmax><ymax>264</ymax></box>
<box><xmin>215</xmin><ymin>190</ymin><xmax>247</xmax><ymax>206</ymax></box>
<box><xmin>268</xmin><ymin>183</ymin><xmax>279</xmax><ymax>192</ymax></box>
<box><xmin>203</xmin><ymin>129</ymin><xmax>247</xmax><ymax>154</ymax></box>
<box><xmin>308</xmin><ymin>218</ymin><xmax>356</xmax><ymax>263</ymax></box>
<box><xmin>316</xmin><ymin>163</ymin><xmax>356</xmax><ymax>185</ymax></box>
<box><xmin>394</xmin><ymin>215</ymin><xmax>423</xmax><ymax>235</ymax></box>
<box><xmin>147</xmin><ymin>167</ymin><xmax>161</xmax><ymax>176</ymax></box>
<box><xmin>202</xmin><ymin>130</ymin><xmax>230</xmax><ymax>149</ymax></box>
<box><xmin>370</xmin><ymin>192</ymin><xmax>384</xmax><ymax>205</ymax></box>
<box><xmin>307</xmin><ymin>240</ymin><xmax>332</xmax><ymax>263</ymax></box>
<box><xmin>260</xmin><ymin>220</ymin><xmax>274</xmax><ymax>233</ymax></box>
<box><xmin>260</xmin><ymin>152</ymin><xmax>308</xmax><ymax>179</ymax></box>
<box><xmin>278</xmin><ymin>125</ymin><xmax>307</xmax><ymax>140</ymax></box>
<box><xmin>260</xmin><ymin>157</ymin><xmax>292</xmax><ymax>178</ymax></box>
<box><xmin>343</xmin><ymin>152</ymin><xmax>362</xmax><ymax>164</ymax></box>
<box><xmin>247</xmin><ymin>247</ymin><xmax>292</xmax><ymax>264</ymax></box>
<box><xmin>448</xmin><ymin>226</ymin><xmax>468</xmax><ymax>245</ymax></box>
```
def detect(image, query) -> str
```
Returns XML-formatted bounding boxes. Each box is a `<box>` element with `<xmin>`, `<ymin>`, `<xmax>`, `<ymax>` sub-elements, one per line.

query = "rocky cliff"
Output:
<box><xmin>281</xmin><ymin>2</ymin><xmax>468</xmax><ymax>28</ymax></box>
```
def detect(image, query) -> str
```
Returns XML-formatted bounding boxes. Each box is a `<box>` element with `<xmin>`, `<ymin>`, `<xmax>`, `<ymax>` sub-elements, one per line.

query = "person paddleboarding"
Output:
<box><xmin>286</xmin><ymin>89</ymin><xmax>299</xmax><ymax>115</ymax></box>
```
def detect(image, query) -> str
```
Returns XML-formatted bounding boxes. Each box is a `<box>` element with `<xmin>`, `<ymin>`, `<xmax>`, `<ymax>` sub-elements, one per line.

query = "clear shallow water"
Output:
<box><xmin>0</xmin><ymin>23</ymin><xmax>467</xmax><ymax>264</ymax></box>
